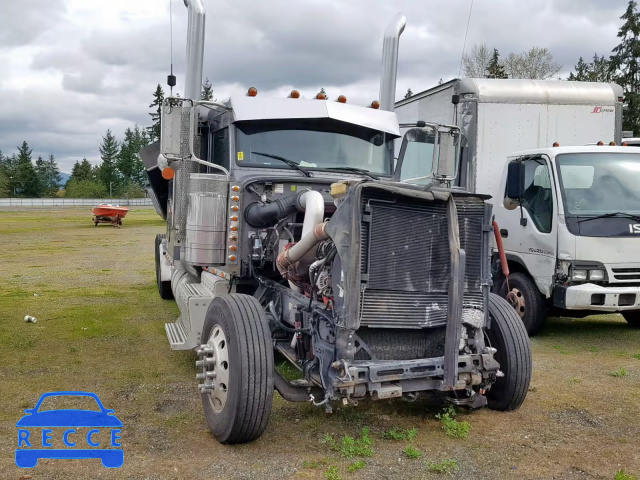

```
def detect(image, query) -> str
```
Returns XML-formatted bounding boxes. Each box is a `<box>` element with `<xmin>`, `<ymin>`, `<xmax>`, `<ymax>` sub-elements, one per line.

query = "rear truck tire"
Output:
<box><xmin>622</xmin><ymin>311</ymin><xmax>640</xmax><ymax>327</ymax></box>
<box><xmin>485</xmin><ymin>293</ymin><xmax>532</xmax><ymax>411</ymax></box>
<box><xmin>155</xmin><ymin>234</ymin><xmax>173</xmax><ymax>300</ymax></box>
<box><xmin>199</xmin><ymin>294</ymin><xmax>274</xmax><ymax>444</ymax></box>
<box><xmin>500</xmin><ymin>271</ymin><xmax>546</xmax><ymax>336</ymax></box>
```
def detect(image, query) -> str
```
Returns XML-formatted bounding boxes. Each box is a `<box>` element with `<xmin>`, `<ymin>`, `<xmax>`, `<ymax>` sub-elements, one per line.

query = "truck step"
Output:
<box><xmin>165</xmin><ymin>322</ymin><xmax>189</xmax><ymax>350</ymax></box>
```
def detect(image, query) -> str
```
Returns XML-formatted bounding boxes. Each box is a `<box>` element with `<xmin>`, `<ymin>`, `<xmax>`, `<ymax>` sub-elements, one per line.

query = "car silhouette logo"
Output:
<box><xmin>15</xmin><ymin>391</ymin><xmax>123</xmax><ymax>468</ymax></box>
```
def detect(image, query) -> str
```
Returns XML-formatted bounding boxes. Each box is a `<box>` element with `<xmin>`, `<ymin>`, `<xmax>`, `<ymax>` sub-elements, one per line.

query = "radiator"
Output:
<box><xmin>358</xmin><ymin>193</ymin><xmax>485</xmax><ymax>329</ymax></box>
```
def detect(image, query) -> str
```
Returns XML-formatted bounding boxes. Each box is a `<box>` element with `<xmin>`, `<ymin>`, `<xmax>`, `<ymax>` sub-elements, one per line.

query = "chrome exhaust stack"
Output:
<box><xmin>183</xmin><ymin>0</ymin><xmax>206</xmax><ymax>100</ymax></box>
<box><xmin>379</xmin><ymin>13</ymin><xmax>406</xmax><ymax>112</ymax></box>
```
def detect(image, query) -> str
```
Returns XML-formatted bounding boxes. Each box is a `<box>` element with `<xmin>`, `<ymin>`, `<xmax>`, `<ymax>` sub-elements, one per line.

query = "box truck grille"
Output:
<box><xmin>359</xmin><ymin>193</ymin><xmax>485</xmax><ymax>329</ymax></box>
<box><xmin>612</xmin><ymin>267</ymin><xmax>640</xmax><ymax>281</ymax></box>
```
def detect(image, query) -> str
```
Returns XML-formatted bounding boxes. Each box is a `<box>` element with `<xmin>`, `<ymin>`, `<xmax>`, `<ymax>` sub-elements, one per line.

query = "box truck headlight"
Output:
<box><xmin>589</xmin><ymin>269</ymin><xmax>605</xmax><ymax>281</ymax></box>
<box><xmin>571</xmin><ymin>269</ymin><xmax>588</xmax><ymax>281</ymax></box>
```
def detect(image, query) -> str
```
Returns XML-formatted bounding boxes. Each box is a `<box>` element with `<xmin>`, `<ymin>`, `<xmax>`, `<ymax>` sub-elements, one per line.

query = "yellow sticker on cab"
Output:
<box><xmin>237</xmin><ymin>152</ymin><xmax>244</xmax><ymax>161</ymax></box>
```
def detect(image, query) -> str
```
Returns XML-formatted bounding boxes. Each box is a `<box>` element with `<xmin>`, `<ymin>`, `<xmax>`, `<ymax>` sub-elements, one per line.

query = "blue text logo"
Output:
<box><xmin>15</xmin><ymin>391</ymin><xmax>123</xmax><ymax>468</ymax></box>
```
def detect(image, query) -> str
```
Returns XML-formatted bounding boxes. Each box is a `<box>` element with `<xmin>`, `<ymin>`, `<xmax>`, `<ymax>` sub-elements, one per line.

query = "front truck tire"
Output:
<box><xmin>485</xmin><ymin>293</ymin><xmax>532</xmax><ymax>411</ymax></box>
<box><xmin>155</xmin><ymin>234</ymin><xmax>173</xmax><ymax>300</ymax></box>
<box><xmin>200</xmin><ymin>294</ymin><xmax>274</xmax><ymax>444</ymax></box>
<box><xmin>500</xmin><ymin>271</ymin><xmax>546</xmax><ymax>336</ymax></box>
<box><xmin>622</xmin><ymin>311</ymin><xmax>640</xmax><ymax>327</ymax></box>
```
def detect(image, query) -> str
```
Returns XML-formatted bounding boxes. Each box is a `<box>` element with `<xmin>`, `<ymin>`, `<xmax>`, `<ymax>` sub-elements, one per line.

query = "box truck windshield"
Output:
<box><xmin>557</xmin><ymin>153</ymin><xmax>640</xmax><ymax>216</ymax></box>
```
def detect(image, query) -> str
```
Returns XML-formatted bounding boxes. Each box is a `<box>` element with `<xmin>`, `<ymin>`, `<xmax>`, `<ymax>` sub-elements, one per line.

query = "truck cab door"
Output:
<box><xmin>499</xmin><ymin>155</ymin><xmax>558</xmax><ymax>297</ymax></box>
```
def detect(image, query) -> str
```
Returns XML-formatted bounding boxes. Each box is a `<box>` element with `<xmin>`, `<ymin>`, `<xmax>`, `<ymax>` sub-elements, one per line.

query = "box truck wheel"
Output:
<box><xmin>500</xmin><ymin>272</ymin><xmax>546</xmax><ymax>336</ymax></box>
<box><xmin>155</xmin><ymin>234</ymin><xmax>173</xmax><ymax>300</ymax></box>
<box><xmin>622</xmin><ymin>311</ymin><xmax>640</xmax><ymax>328</ymax></box>
<box><xmin>199</xmin><ymin>294</ymin><xmax>274</xmax><ymax>444</ymax></box>
<box><xmin>485</xmin><ymin>293</ymin><xmax>532</xmax><ymax>411</ymax></box>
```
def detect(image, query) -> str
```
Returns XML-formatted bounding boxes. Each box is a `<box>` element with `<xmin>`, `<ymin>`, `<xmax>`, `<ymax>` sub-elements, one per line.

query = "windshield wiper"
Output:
<box><xmin>252</xmin><ymin>152</ymin><xmax>312</xmax><ymax>177</ymax></box>
<box><xmin>324</xmin><ymin>167</ymin><xmax>379</xmax><ymax>180</ymax></box>
<box><xmin>577</xmin><ymin>212</ymin><xmax>640</xmax><ymax>223</ymax></box>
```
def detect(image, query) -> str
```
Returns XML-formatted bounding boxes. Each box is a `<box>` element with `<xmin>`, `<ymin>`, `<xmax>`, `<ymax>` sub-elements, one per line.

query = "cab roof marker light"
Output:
<box><xmin>553</xmin><ymin>142</ymin><xmax>559</xmax><ymax>147</ymax></box>
<box><xmin>289</xmin><ymin>90</ymin><xmax>300</xmax><ymax>99</ymax></box>
<box><xmin>371</xmin><ymin>100</ymin><xmax>380</xmax><ymax>109</ymax></box>
<box><xmin>316</xmin><ymin>92</ymin><xmax>327</xmax><ymax>100</ymax></box>
<box><xmin>609</xmin><ymin>141</ymin><xmax>616</xmax><ymax>146</ymax></box>
<box><xmin>597</xmin><ymin>141</ymin><xmax>604</xmax><ymax>146</ymax></box>
<box><xmin>337</xmin><ymin>95</ymin><xmax>347</xmax><ymax>103</ymax></box>
<box><xmin>247</xmin><ymin>87</ymin><xmax>258</xmax><ymax>97</ymax></box>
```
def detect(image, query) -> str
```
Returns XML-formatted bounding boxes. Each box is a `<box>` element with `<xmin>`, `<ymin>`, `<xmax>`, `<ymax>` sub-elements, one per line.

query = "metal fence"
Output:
<box><xmin>0</xmin><ymin>198</ymin><xmax>153</xmax><ymax>207</ymax></box>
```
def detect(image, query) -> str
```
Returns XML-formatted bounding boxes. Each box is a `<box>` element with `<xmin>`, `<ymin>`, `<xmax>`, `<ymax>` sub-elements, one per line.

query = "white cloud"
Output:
<box><xmin>0</xmin><ymin>0</ymin><xmax>631</xmax><ymax>172</ymax></box>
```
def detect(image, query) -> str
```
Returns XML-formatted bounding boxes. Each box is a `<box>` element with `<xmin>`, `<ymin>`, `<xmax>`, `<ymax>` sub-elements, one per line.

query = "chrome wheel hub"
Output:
<box><xmin>196</xmin><ymin>324</ymin><xmax>230</xmax><ymax>413</ymax></box>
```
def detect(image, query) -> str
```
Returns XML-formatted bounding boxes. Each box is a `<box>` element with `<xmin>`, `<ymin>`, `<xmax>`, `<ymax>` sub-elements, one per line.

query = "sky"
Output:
<box><xmin>0</xmin><ymin>0</ymin><xmax>630</xmax><ymax>173</ymax></box>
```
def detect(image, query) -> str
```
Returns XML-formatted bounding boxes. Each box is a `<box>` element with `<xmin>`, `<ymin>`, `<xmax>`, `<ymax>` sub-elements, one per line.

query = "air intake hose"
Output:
<box><xmin>244</xmin><ymin>193</ymin><xmax>300</xmax><ymax>228</ymax></box>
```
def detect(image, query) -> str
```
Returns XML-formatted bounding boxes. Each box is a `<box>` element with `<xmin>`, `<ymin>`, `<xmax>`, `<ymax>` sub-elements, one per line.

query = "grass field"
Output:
<box><xmin>1</xmin><ymin>207</ymin><xmax>639</xmax><ymax>479</ymax></box>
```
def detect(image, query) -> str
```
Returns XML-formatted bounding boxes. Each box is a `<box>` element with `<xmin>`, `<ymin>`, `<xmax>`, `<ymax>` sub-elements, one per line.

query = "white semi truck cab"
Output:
<box><xmin>493</xmin><ymin>145</ymin><xmax>640</xmax><ymax>334</ymax></box>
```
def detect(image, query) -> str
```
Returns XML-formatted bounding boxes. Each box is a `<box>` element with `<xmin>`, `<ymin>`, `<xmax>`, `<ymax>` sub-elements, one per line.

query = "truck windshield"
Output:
<box><xmin>235</xmin><ymin>119</ymin><xmax>395</xmax><ymax>176</ymax></box>
<box><xmin>557</xmin><ymin>152</ymin><xmax>640</xmax><ymax>215</ymax></box>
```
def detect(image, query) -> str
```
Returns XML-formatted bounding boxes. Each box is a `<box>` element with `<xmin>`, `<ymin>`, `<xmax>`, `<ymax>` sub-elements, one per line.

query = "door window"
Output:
<box><xmin>211</xmin><ymin>128</ymin><xmax>230</xmax><ymax>169</ymax></box>
<box><xmin>521</xmin><ymin>157</ymin><xmax>553</xmax><ymax>233</ymax></box>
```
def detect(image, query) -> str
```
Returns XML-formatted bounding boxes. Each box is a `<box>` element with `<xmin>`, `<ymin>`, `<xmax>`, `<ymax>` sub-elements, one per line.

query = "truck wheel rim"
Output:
<box><xmin>507</xmin><ymin>288</ymin><xmax>526</xmax><ymax>320</ymax></box>
<box><xmin>202</xmin><ymin>324</ymin><xmax>230</xmax><ymax>414</ymax></box>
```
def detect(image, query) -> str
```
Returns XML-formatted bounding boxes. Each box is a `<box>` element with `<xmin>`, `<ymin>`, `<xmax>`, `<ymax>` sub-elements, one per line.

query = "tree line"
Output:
<box><xmin>0</xmin><ymin>77</ymin><xmax>215</xmax><ymax>198</ymax></box>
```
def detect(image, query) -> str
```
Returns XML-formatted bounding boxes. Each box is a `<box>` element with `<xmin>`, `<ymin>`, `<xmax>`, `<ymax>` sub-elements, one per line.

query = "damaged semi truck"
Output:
<box><xmin>142</xmin><ymin>1</ymin><xmax>531</xmax><ymax>444</ymax></box>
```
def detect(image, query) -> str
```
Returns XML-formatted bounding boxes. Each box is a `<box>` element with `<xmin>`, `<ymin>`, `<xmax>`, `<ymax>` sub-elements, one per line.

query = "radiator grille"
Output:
<box><xmin>359</xmin><ymin>193</ymin><xmax>485</xmax><ymax>329</ymax></box>
<box><xmin>612</xmin><ymin>267</ymin><xmax>640</xmax><ymax>281</ymax></box>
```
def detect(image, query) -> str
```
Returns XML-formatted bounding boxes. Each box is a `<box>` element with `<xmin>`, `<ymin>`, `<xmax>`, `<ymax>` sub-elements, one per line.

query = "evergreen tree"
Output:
<box><xmin>3</xmin><ymin>154</ymin><xmax>18</xmax><ymax>197</ymax></box>
<box><xmin>42</xmin><ymin>154</ymin><xmax>62</xmax><ymax>196</ymax></box>
<box><xmin>148</xmin><ymin>84</ymin><xmax>165</xmax><ymax>141</ymax></box>
<box><xmin>404</xmin><ymin>88</ymin><xmax>413</xmax><ymax>99</ymax></box>
<box><xmin>568</xmin><ymin>56</ymin><xmax>589</xmax><ymax>81</ymax></box>
<box><xmin>0</xmin><ymin>169</ymin><xmax>7</xmax><ymax>197</ymax></box>
<box><xmin>487</xmin><ymin>49</ymin><xmax>508</xmax><ymax>78</ymax></box>
<box><xmin>35</xmin><ymin>155</ymin><xmax>47</xmax><ymax>196</ymax></box>
<box><xmin>98</xmin><ymin>129</ymin><xmax>121</xmax><ymax>195</ymax></box>
<box><xmin>568</xmin><ymin>54</ymin><xmax>612</xmax><ymax>82</ymax></box>
<box><xmin>0</xmin><ymin>149</ymin><xmax>8</xmax><ymax>197</ymax></box>
<box><xmin>201</xmin><ymin>78</ymin><xmax>214</xmax><ymax>101</ymax></box>
<box><xmin>14</xmin><ymin>141</ymin><xmax>40</xmax><ymax>197</ymax></box>
<box><xmin>117</xmin><ymin>125</ymin><xmax>147</xmax><ymax>187</ymax></box>
<box><xmin>68</xmin><ymin>158</ymin><xmax>94</xmax><ymax>184</ymax></box>
<box><xmin>610</xmin><ymin>0</ymin><xmax>640</xmax><ymax>134</ymax></box>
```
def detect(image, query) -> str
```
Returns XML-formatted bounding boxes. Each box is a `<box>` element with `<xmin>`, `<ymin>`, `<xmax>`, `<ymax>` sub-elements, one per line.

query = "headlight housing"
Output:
<box><xmin>571</xmin><ymin>269</ymin><xmax>588</xmax><ymax>281</ymax></box>
<box><xmin>588</xmin><ymin>269</ymin><xmax>605</xmax><ymax>281</ymax></box>
<box><xmin>569</xmin><ymin>262</ymin><xmax>607</xmax><ymax>282</ymax></box>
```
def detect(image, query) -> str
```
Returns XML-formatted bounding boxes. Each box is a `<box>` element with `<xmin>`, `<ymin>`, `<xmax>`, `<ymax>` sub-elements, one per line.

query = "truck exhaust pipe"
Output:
<box><xmin>379</xmin><ymin>13</ymin><xmax>406</xmax><ymax>112</ymax></box>
<box><xmin>183</xmin><ymin>0</ymin><xmax>206</xmax><ymax>100</ymax></box>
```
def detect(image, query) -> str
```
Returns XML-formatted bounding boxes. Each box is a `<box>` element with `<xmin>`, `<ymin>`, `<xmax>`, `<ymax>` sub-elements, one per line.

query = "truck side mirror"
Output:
<box><xmin>160</xmin><ymin>98</ymin><xmax>194</xmax><ymax>162</ymax></box>
<box><xmin>506</xmin><ymin>160</ymin><xmax>524</xmax><ymax>200</ymax></box>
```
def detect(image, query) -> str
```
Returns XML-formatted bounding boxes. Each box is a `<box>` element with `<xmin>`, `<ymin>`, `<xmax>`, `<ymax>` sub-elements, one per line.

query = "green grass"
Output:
<box><xmin>435</xmin><ymin>407</ymin><xmax>470</xmax><ymax>439</ymax></box>
<box><xmin>347</xmin><ymin>460</ymin><xmax>366</xmax><ymax>472</ymax></box>
<box><xmin>615</xmin><ymin>470</ymin><xmax>637</xmax><ymax>480</ymax></box>
<box><xmin>323</xmin><ymin>427</ymin><xmax>374</xmax><ymax>459</ymax></box>
<box><xmin>403</xmin><ymin>445</ymin><xmax>421</xmax><ymax>459</ymax></box>
<box><xmin>302</xmin><ymin>459</ymin><xmax>328</xmax><ymax>469</ymax></box>
<box><xmin>610</xmin><ymin>367</ymin><xmax>629</xmax><ymax>377</ymax></box>
<box><xmin>633</xmin><ymin>353</ymin><xmax>640</xmax><ymax>360</ymax></box>
<box><xmin>325</xmin><ymin>465</ymin><xmax>341</xmax><ymax>480</ymax></box>
<box><xmin>382</xmin><ymin>427</ymin><xmax>417</xmax><ymax>441</ymax></box>
<box><xmin>425</xmin><ymin>459</ymin><xmax>460</xmax><ymax>475</ymax></box>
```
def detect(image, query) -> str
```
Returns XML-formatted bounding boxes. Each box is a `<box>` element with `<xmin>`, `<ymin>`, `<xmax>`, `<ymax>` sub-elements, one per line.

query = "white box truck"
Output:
<box><xmin>396</xmin><ymin>79</ymin><xmax>640</xmax><ymax>335</ymax></box>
